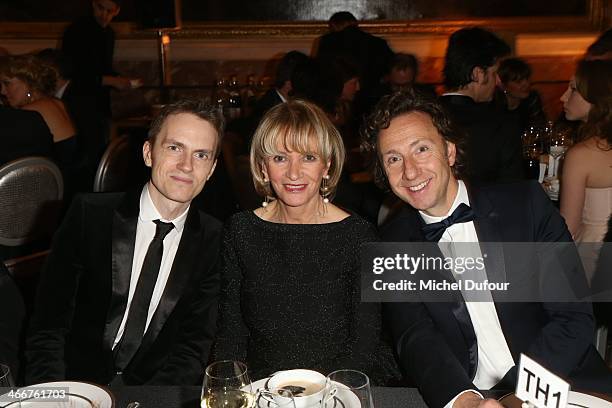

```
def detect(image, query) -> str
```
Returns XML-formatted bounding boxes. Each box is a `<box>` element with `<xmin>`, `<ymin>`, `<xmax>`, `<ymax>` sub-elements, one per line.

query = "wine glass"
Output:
<box><xmin>324</xmin><ymin>370</ymin><xmax>374</xmax><ymax>408</ymax></box>
<box><xmin>0</xmin><ymin>364</ymin><xmax>14</xmax><ymax>387</ymax></box>
<box><xmin>201</xmin><ymin>360</ymin><xmax>253</xmax><ymax>408</ymax></box>
<box><xmin>548</xmin><ymin>128</ymin><xmax>572</xmax><ymax>177</ymax></box>
<box><xmin>522</xmin><ymin>127</ymin><xmax>544</xmax><ymax>180</ymax></box>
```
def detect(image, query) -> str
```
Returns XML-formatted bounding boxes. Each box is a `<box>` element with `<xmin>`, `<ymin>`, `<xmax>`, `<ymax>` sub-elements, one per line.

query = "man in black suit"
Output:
<box><xmin>315</xmin><ymin>11</ymin><xmax>393</xmax><ymax>100</ymax></box>
<box><xmin>62</xmin><ymin>0</ymin><xmax>136</xmax><ymax>148</ymax></box>
<box><xmin>25</xmin><ymin>99</ymin><xmax>223</xmax><ymax>386</ymax></box>
<box><xmin>362</xmin><ymin>90</ymin><xmax>611</xmax><ymax>408</ymax></box>
<box><xmin>440</xmin><ymin>27</ymin><xmax>523</xmax><ymax>183</ymax></box>
<box><xmin>0</xmin><ymin>106</ymin><xmax>54</xmax><ymax>166</ymax></box>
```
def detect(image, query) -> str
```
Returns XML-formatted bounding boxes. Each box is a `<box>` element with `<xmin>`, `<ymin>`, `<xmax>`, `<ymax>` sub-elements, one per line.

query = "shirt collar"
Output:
<box><xmin>420</xmin><ymin>180</ymin><xmax>470</xmax><ymax>224</ymax></box>
<box><xmin>139</xmin><ymin>183</ymin><xmax>189</xmax><ymax>232</ymax></box>
<box><xmin>275</xmin><ymin>88</ymin><xmax>287</xmax><ymax>103</ymax></box>
<box><xmin>55</xmin><ymin>80</ymin><xmax>70</xmax><ymax>99</ymax></box>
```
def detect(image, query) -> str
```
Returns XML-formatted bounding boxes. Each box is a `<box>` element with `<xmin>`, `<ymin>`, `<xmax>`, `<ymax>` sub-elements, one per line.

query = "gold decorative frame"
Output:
<box><xmin>0</xmin><ymin>0</ymin><xmax>607</xmax><ymax>39</ymax></box>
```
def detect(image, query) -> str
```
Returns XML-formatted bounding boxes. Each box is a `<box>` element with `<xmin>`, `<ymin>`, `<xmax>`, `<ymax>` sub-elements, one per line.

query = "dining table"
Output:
<box><xmin>108</xmin><ymin>385</ymin><xmax>430</xmax><ymax>408</ymax></box>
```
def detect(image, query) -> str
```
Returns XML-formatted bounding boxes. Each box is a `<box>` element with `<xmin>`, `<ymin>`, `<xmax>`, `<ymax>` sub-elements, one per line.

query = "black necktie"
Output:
<box><xmin>114</xmin><ymin>219</ymin><xmax>174</xmax><ymax>371</ymax></box>
<box><xmin>421</xmin><ymin>203</ymin><xmax>475</xmax><ymax>242</ymax></box>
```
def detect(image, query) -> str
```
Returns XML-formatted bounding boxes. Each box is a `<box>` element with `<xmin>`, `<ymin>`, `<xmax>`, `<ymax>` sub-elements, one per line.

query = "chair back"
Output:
<box><xmin>93</xmin><ymin>135</ymin><xmax>149</xmax><ymax>193</ymax></box>
<box><xmin>0</xmin><ymin>157</ymin><xmax>63</xmax><ymax>246</ymax></box>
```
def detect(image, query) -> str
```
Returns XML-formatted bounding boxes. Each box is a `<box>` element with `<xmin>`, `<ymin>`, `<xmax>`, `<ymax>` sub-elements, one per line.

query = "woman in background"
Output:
<box><xmin>496</xmin><ymin>57</ymin><xmax>547</xmax><ymax>132</ymax></box>
<box><xmin>214</xmin><ymin>99</ymin><xmax>398</xmax><ymax>384</ymax></box>
<box><xmin>1</xmin><ymin>54</ymin><xmax>79</xmax><ymax>199</ymax></box>
<box><xmin>1</xmin><ymin>55</ymin><xmax>77</xmax><ymax>167</ymax></box>
<box><xmin>560</xmin><ymin>59</ymin><xmax>612</xmax><ymax>282</ymax></box>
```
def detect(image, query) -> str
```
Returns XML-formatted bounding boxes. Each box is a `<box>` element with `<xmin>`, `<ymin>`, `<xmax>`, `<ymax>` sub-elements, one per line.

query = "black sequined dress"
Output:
<box><xmin>213</xmin><ymin>211</ymin><xmax>398</xmax><ymax>384</ymax></box>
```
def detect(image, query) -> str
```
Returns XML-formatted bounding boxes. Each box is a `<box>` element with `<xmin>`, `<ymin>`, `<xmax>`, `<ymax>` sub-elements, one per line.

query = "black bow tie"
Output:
<box><xmin>421</xmin><ymin>203</ymin><xmax>475</xmax><ymax>242</ymax></box>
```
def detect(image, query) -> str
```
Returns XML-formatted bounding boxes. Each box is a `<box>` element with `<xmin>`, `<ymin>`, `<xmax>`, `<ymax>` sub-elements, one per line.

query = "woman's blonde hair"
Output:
<box><xmin>1</xmin><ymin>54</ymin><xmax>58</xmax><ymax>96</ymax></box>
<box><xmin>250</xmin><ymin>99</ymin><xmax>345</xmax><ymax>199</ymax></box>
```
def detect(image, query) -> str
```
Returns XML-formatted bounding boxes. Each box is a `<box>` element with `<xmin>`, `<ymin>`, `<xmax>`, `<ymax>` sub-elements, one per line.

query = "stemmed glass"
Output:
<box><xmin>548</xmin><ymin>128</ymin><xmax>572</xmax><ymax>177</ymax></box>
<box><xmin>201</xmin><ymin>361</ymin><xmax>253</xmax><ymax>408</ymax></box>
<box><xmin>324</xmin><ymin>370</ymin><xmax>374</xmax><ymax>408</ymax></box>
<box><xmin>0</xmin><ymin>364</ymin><xmax>14</xmax><ymax>387</ymax></box>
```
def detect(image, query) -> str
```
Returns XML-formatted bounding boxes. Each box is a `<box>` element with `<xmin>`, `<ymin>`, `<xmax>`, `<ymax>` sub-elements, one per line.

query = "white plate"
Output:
<box><xmin>569</xmin><ymin>391</ymin><xmax>612</xmax><ymax>408</ymax></box>
<box><xmin>248</xmin><ymin>378</ymin><xmax>361</xmax><ymax>408</ymax></box>
<box><xmin>0</xmin><ymin>381</ymin><xmax>114</xmax><ymax>408</ymax></box>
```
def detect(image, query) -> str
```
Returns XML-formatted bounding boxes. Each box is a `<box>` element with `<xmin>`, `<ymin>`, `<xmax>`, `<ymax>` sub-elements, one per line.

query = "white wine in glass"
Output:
<box><xmin>201</xmin><ymin>361</ymin><xmax>253</xmax><ymax>408</ymax></box>
<box><xmin>201</xmin><ymin>389</ymin><xmax>254</xmax><ymax>408</ymax></box>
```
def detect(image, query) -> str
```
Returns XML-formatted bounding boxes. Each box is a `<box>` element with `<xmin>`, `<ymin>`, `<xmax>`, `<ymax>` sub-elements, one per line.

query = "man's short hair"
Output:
<box><xmin>328</xmin><ymin>11</ymin><xmax>357</xmax><ymax>31</ymax></box>
<box><xmin>361</xmin><ymin>88</ymin><xmax>467</xmax><ymax>190</ymax></box>
<box><xmin>148</xmin><ymin>99</ymin><xmax>225</xmax><ymax>156</ymax></box>
<box><xmin>443</xmin><ymin>27</ymin><xmax>511</xmax><ymax>90</ymax></box>
<box><xmin>274</xmin><ymin>51</ymin><xmax>309</xmax><ymax>89</ymax></box>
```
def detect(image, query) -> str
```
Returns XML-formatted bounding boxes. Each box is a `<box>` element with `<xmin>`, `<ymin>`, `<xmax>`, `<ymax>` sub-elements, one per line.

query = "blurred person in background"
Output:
<box><xmin>495</xmin><ymin>57</ymin><xmax>547</xmax><ymax>133</ymax></box>
<box><xmin>62</xmin><ymin>0</ymin><xmax>140</xmax><ymax>146</ymax></box>
<box><xmin>440</xmin><ymin>27</ymin><xmax>523</xmax><ymax>183</ymax></box>
<box><xmin>0</xmin><ymin>55</ymin><xmax>78</xmax><ymax>177</ymax></box>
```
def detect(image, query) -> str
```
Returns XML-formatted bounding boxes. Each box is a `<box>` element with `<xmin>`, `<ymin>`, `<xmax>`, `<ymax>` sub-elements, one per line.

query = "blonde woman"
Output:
<box><xmin>1</xmin><ymin>54</ymin><xmax>77</xmax><ymax>169</ymax></box>
<box><xmin>214</xmin><ymin>100</ymin><xmax>398</xmax><ymax>384</ymax></box>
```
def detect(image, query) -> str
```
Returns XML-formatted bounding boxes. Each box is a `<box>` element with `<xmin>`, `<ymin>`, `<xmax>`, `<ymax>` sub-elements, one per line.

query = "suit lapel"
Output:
<box><xmin>139</xmin><ymin>205</ymin><xmax>203</xmax><ymax>350</ymax></box>
<box><xmin>468</xmin><ymin>186</ymin><xmax>507</xmax><ymax>298</ymax></box>
<box><xmin>103</xmin><ymin>189</ymin><xmax>140</xmax><ymax>352</ymax></box>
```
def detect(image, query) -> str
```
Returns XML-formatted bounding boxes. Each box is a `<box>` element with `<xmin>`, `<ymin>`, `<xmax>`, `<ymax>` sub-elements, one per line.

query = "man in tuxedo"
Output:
<box><xmin>25</xmin><ymin>99</ymin><xmax>223</xmax><ymax>386</ymax></box>
<box><xmin>362</xmin><ymin>90</ymin><xmax>611</xmax><ymax>408</ymax></box>
<box><xmin>0</xmin><ymin>105</ymin><xmax>54</xmax><ymax>166</ymax></box>
<box><xmin>440</xmin><ymin>27</ymin><xmax>523</xmax><ymax>183</ymax></box>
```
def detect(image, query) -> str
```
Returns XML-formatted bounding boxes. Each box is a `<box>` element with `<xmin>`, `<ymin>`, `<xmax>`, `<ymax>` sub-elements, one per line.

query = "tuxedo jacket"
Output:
<box><xmin>440</xmin><ymin>95</ymin><xmax>524</xmax><ymax>183</ymax></box>
<box><xmin>0</xmin><ymin>106</ymin><xmax>54</xmax><ymax>167</ymax></box>
<box><xmin>25</xmin><ymin>189</ymin><xmax>222</xmax><ymax>385</ymax></box>
<box><xmin>381</xmin><ymin>181</ymin><xmax>611</xmax><ymax>408</ymax></box>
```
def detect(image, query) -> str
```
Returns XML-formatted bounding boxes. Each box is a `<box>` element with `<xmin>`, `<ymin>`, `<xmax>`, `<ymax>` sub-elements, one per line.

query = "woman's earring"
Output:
<box><xmin>262</xmin><ymin>177</ymin><xmax>270</xmax><ymax>209</ymax></box>
<box><xmin>320</xmin><ymin>174</ymin><xmax>331</xmax><ymax>204</ymax></box>
<box><xmin>26</xmin><ymin>91</ymin><xmax>32</xmax><ymax>102</ymax></box>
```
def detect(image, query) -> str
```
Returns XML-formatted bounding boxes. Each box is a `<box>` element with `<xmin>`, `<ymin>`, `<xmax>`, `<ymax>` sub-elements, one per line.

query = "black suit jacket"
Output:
<box><xmin>62</xmin><ymin>16</ymin><xmax>115</xmax><ymax>117</ymax></box>
<box><xmin>0</xmin><ymin>106</ymin><xmax>54</xmax><ymax>166</ymax></box>
<box><xmin>381</xmin><ymin>181</ymin><xmax>611</xmax><ymax>408</ymax></box>
<box><xmin>440</xmin><ymin>95</ymin><xmax>524</xmax><ymax>183</ymax></box>
<box><xmin>25</xmin><ymin>188</ymin><xmax>222</xmax><ymax>385</ymax></box>
<box><xmin>317</xmin><ymin>26</ymin><xmax>393</xmax><ymax>94</ymax></box>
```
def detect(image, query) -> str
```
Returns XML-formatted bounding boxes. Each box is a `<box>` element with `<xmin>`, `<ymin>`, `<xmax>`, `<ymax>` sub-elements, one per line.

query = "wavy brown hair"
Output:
<box><xmin>575</xmin><ymin>59</ymin><xmax>612</xmax><ymax>149</ymax></box>
<box><xmin>0</xmin><ymin>54</ymin><xmax>58</xmax><ymax>96</ymax></box>
<box><xmin>360</xmin><ymin>88</ymin><xmax>467</xmax><ymax>190</ymax></box>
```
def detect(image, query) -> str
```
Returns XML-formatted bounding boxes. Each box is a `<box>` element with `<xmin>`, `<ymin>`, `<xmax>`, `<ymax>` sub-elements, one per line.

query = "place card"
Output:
<box><xmin>516</xmin><ymin>354</ymin><xmax>570</xmax><ymax>408</ymax></box>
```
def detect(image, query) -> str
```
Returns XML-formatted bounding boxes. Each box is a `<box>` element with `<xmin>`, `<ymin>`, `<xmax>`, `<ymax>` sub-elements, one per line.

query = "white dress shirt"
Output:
<box><xmin>420</xmin><ymin>180</ymin><xmax>515</xmax><ymax>406</ymax></box>
<box><xmin>112</xmin><ymin>184</ymin><xmax>189</xmax><ymax>349</ymax></box>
